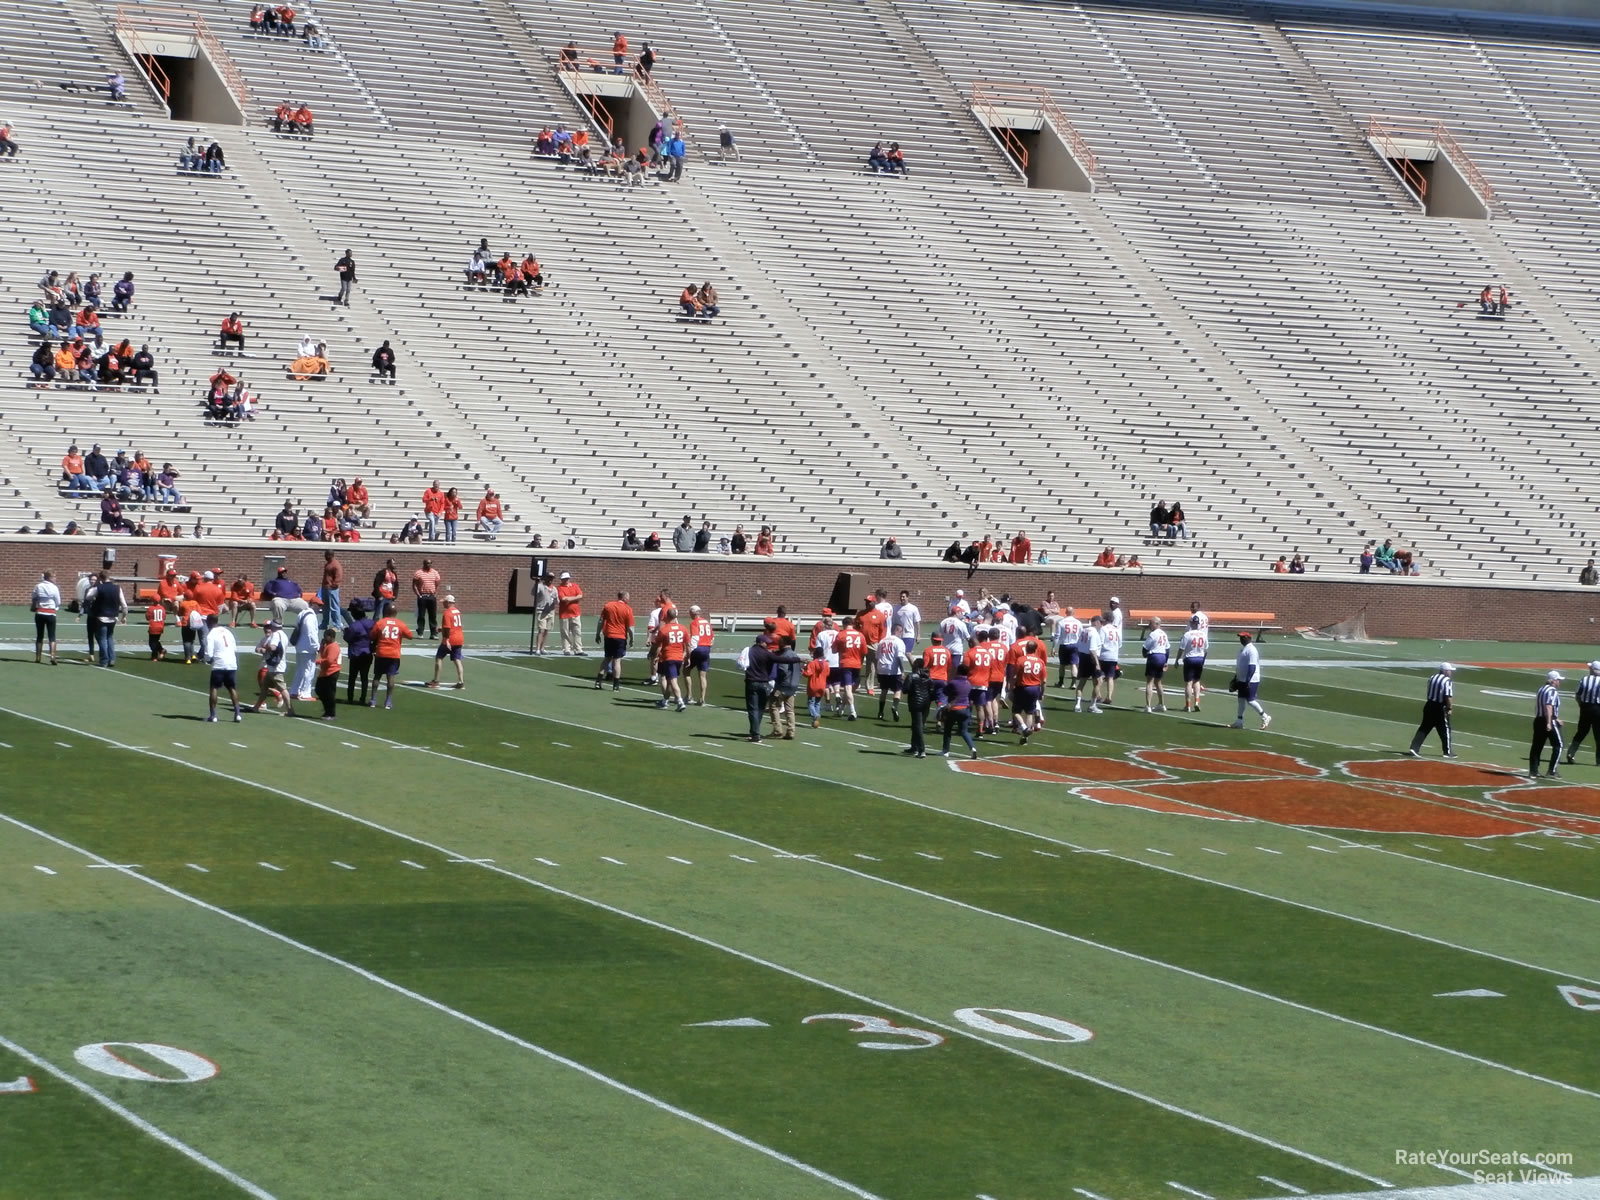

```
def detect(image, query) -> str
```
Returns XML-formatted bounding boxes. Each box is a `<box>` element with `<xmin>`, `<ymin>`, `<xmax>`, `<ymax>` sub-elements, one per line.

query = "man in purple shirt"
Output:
<box><xmin>262</xmin><ymin>564</ymin><xmax>301</xmax><ymax>620</ymax></box>
<box><xmin>343</xmin><ymin>599</ymin><xmax>375</xmax><ymax>705</ymax></box>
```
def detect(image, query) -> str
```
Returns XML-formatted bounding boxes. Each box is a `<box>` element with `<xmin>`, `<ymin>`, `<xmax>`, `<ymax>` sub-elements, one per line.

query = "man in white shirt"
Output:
<box><xmin>1231</xmin><ymin>632</ymin><xmax>1271</xmax><ymax>730</ymax></box>
<box><xmin>645</xmin><ymin>592</ymin><xmax>669</xmax><ymax>684</ymax></box>
<box><xmin>1053</xmin><ymin>605</ymin><xmax>1082</xmax><ymax>688</ymax></box>
<box><xmin>1074</xmin><ymin>616</ymin><xmax>1103</xmax><ymax>714</ymax></box>
<box><xmin>995</xmin><ymin>605</ymin><xmax>1018</xmax><ymax>647</ymax></box>
<box><xmin>1189</xmin><ymin>602</ymin><xmax>1209</xmax><ymax>632</ymax></box>
<box><xmin>202</xmin><ymin>614</ymin><xmax>242</xmax><ymax>723</ymax></box>
<box><xmin>892</xmin><ymin>590</ymin><xmax>921</xmax><ymax>651</ymax></box>
<box><xmin>1107</xmin><ymin>596</ymin><xmax>1125</xmax><ymax>637</ymax></box>
<box><xmin>253</xmin><ymin>619</ymin><xmax>293</xmax><ymax>715</ymax></box>
<box><xmin>814</xmin><ymin>618</ymin><xmax>841</xmax><ymax>713</ymax></box>
<box><xmin>291</xmin><ymin>604</ymin><xmax>320</xmax><ymax>701</ymax></box>
<box><xmin>1141</xmin><ymin>616</ymin><xmax>1171</xmax><ymax>712</ymax></box>
<box><xmin>30</xmin><ymin>570</ymin><xmax>62</xmax><ymax>665</ymax></box>
<box><xmin>939</xmin><ymin>607</ymin><xmax>969</xmax><ymax>658</ymax></box>
<box><xmin>951</xmin><ymin>589</ymin><xmax>971</xmax><ymax>617</ymax></box>
<box><xmin>1178</xmin><ymin>616</ymin><xmax>1209</xmax><ymax>713</ymax></box>
<box><xmin>874</xmin><ymin>634</ymin><xmax>909</xmax><ymax>721</ymax></box>
<box><xmin>1097</xmin><ymin>613</ymin><xmax>1123</xmax><ymax>707</ymax></box>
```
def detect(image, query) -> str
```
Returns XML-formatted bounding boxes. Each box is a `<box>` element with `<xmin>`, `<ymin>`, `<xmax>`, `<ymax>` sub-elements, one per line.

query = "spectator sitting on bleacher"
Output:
<box><xmin>372</xmin><ymin>340</ymin><xmax>397</xmax><ymax>380</ymax></box>
<box><xmin>84</xmin><ymin>444</ymin><xmax>110</xmax><ymax>489</ymax></box>
<box><xmin>96</xmin><ymin>338</ymin><xmax>126</xmax><ymax>385</ymax></box>
<box><xmin>277</xmin><ymin>5</ymin><xmax>297</xmax><ymax>35</ymax></box>
<box><xmin>29</xmin><ymin>340</ymin><xmax>56</xmax><ymax>384</ymax></box>
<box><xmin>107</xmin><ymin>72</ymin><xmax>126</xmax><ymax>102</ymax></box>
<box><xmin>72</xmin><ymin>339</ymin><xmax>97</xmax><ymax>384</ymax></box>
<box><xmin>101</xmin><ymin>492</ymin><xmax>131</xmax><ymax>533</ymax></box>
<box><xmin>571</xmin><ymin>128</ymin><xmax>592</xmax><ymax>168</ymax></box>
<box><xmin>397</xmin><ymin>515</ymin><xmax>423</xmax><ymax>544</ymax></box>
<box><xmin>272</xmin><ymin>102</ymin><xmax>294</xmax><ymax>132</ymax></box>
<box><xmin>698</xmin><ymin>282</ymin><xmax>720</xmax><ymax>317</ymax></box>
<box><xmin>465</xmin><ymin>250</ymin><xmax>490</xmax><ymax>287</ymax></box>
<box><xmin>62</xmin><ymin>444</ymin><xmax>99</xmax><ymax>492</ymax></box>
<box><xmin>1149</xmin><ymin>500</ymin><xmax>1171</xmax><ymax>538</ymax></box>
<box><xmin>867</xmin><ymin>142</ymin><xmax>890</xmax><ymax>171</ymax></box>
<box><xmin>205</xmin><ymin>141</ymin><xmax>226</xmax><ymax>172</ymax></box>
<box><xmin>620</xmin><ymin>527</ymin><xmax>643</xmax><ymax>551</ymax></box>
<box><xmin>476</xmin><ymin>488</ymin><xmax>503</xmax><ymax>539</ymax></box>
<box><xmin>304</xmin><ymin>21</ymin><xmax>323</xmax><ymax>49</ymax></box>
<box><xmin>553</xmin><ymin>126</ymin><xmax>574</xmax><ymax>162</ymax></box>
<box><xmin>1094</xmin><ymin>546</ymin><xmax>1116</xmax><ymax>568</ymax></box>
<box><xmin>303</xmin><ymin>510</ymin><xmax>324</xmax><ymax>541</ymax></box>
<box><xmin>292</xmin><ymin>104</ymin><xmax>314</xmax><ymax>136</ymax></box>
<box><xmin>52</xmin><ymin>340</ymin><xmax>76</xmax><ymax>382</ymax></box>
<box><xmin>887</xmin><ymin>143</ymin><xmax>908</xmax><ymax>174</ymax></box>
<box><xmin>84</xmin><ymin>274</ymin><xmax>104</xmax><ymax>308</ymax></box>
<box><xmin>625</xmin><ymin>147</ymin><xmax>648</xmax><ymax>186</ymax></box>
<box><xmin>47</xmin><ymin>296</ymin><xmax>72</xmax><ymax>334</ymax></box>
<box><xmin>1289</xmin><ymin>553</ymin><xmax>1307</xmax><ymax>574</ymax></box>
<box><xmin>754</xmin><ymin>526</ymin><xmax>776</xmax><ymax>556</ymax></box>
<box><xmin>28</xmin><ymin>302</ymin><xmax>52</xmax><ymax>336</ymax></box>
<box><xmin>288</xmin><ymin>343</ymin><xmax>331</xmax><ymax>380</ymax></box>
<box><xmin>502</xmin><ymin>260</ymin><xmax>527</xmax><ymax>297</ymax></box>
<box><xmin>560</xmin><ymin>41</ymin><xmax>578</xmax><ymax>69</ymax></box>
<box><xmin>73</xmin><ymin>305</ymin><xmax>101</xmax><ymax>340</ymax></box>
<box><xmin>274</xmin><ymin>502</ymin><xmax>298</xmax><ymax>538</ymax></box>
<box><xmin>534</xmin><ymin>128</ymin><xmax>556</xmax><ymax>157</ymax></box>
<box><xmin>0</xmin><ymin>119</ymin><xmax>17</xmax><ymax>158</ymax></box>
<box><xmin>643</xmin><ymin>531</ymin><xmax>661</xmax><ymax>551</ymax></box>
<box><xmin>520</xmin><ymin>255</ymin><xmax>545</xmax><ymax>293</ymax></box>
<box><xmin>1271</xmin><ymin>555</ymin><xmax>1288</xmax><ymax>573</ymax></box>
<box><xmin>346</xmin><ymin>477</ymin><xmax>371</xmax><ymax>519</ymax></box>
<box><xmin>156</xmin><ymin>464</ymin><xmax>183</xmax><ymax>506</ymax></box>
<box><xmin>219</xmin><ymin>312</ymin><xmax>245</xmax><ymax>350</ymax></box>
<box><xmin>679</xmin><ymin>283</ymin><xmax>704</xmax><ymax>319</ymax></box>
<box><xmin>179</xmin><ymin>136</ymin><xmax>204</xmax><ymax>170</ymax></box>
<box><xmin>37</xmin><ymin>269</ymin><xmax>61</xmax><ymax>302</ymax></box>
<box><xmin>112</xmin><ymin>272</ymin><xmax>135</xmax><ymax>312</ymax></box>
<box><xmin>111</xmin><ymin>451</ymin><xmax>135</xmax><ymax>495</ymax></box>
<box><xmin>249</xmin><ymin>4</ymin><xmax>266</xmax><ymax>32</ymax></box>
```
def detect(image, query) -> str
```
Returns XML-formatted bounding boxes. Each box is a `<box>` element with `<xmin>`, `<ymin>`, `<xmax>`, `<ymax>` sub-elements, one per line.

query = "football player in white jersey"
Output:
<box><xmin>1074</xmin><ymin>616</ymin><xmax>1103</xmax><ymax>714</ymax></box>
<box><xmin>1097</xmin><ymin>611</ymin><xmax>1123</xmax><ymax>707</ymax></box>
<box><xmin>1178</xmin><ymin>615</ymin><xmax>1209</xmax><ymax>713</ymax></box>
<box><xmin>1053</xmin><ymin>606</ymin><xmax>1082</xmax><ymax>688</ymax></box>
<box><xmin>1141</xmin><ymin>616</ymin><xmax>1171</xmax><ymax>712</ymax></box>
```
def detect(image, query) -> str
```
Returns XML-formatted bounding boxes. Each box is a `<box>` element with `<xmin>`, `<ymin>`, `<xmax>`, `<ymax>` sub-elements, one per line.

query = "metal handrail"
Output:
<box><xmin>1366</xmin><ymin>114</ymin><xmax>1428</xmax><ymax>201</ymax></box>
<box><xmin>1367</xmin><ymin>114</ymin><xmax>1498</xmax><ymax>210</ymax></box>
<box><xmin>112</xmin><ymin>5</ymin><xmax>251</xmax><ymax>108</ymax></box>
<box><xmin>971</xmin><ymin>81</ymin><xmax>1098</xmax><ymax>177</ymax></box>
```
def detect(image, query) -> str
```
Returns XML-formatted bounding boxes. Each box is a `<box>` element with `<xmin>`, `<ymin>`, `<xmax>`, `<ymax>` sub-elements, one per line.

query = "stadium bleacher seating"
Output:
<box><xmin>5</xmin><ymin>0</ymin><xmax>1600</xmax><ymax>577</ymax></box>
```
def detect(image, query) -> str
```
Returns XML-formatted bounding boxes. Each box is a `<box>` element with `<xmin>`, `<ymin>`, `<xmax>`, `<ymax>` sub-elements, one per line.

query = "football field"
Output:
<box><xmin>1</xmin><ymin>612</ymin><xmax>1596</xmax><ymax>1199</ymax></box>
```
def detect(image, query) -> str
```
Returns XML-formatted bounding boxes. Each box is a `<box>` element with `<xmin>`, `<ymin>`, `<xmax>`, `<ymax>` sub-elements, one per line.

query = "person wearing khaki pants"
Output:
<box><xmin>768</xmin><ymin>639</ymin><xmax>804</xmax><ymax>740</ymax></box>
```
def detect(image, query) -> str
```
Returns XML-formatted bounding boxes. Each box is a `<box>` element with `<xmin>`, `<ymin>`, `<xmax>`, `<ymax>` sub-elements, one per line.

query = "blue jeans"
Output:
<box><xmin>30</xmin><ymin>362</ymin><xmax>53</xmax><ymax>380</ymax></box>
<box><xmin>29</xmin><ymin>320</ymin><xmax>50</xmax><ymax>336</ymax></box>
<box><xmin>745</xmin><ymin>682</ymin><xmax>771</xmax><ymax>739</ymax></box>
<box><xmin>320</xmin><ymin>587</ymin><xmax>344</xmax><ymax>630</ymax></box>
<box><xmin>158</xmin><ymin>486</ymin><xmax>181</xmax><ymax>504</ymax></box>
<box><xmin>941</xmin><ymin>709</ymin><xmax>976</xmax><ymax>755</ymax></box>
<box><xmin>94</xmin><ymin>622</ymin><xmax>117</xmax><ymax>666</ymax></box>
<box><xmin>445</xmin><ymin>519</ymin><xmax>457</xmax><ymax>542</ymax></box>
<box><xmin>180</xmin><ymin>153</ymin><xmax>200</xmax><ymax>169</ymax></box>
<box><xmin>69</xmin><ymin>473</ymin><xmax>100</xmax><ymax>491</ymax></box>
<box><xmin>427</xmin><ymin>512</ymin><xmax>440</xmax><ymax>540</ymax></box>
<box><xmin>807</xmin><ymin>695</ymin><xmax>823</xmax><ymax>721</ymax></box>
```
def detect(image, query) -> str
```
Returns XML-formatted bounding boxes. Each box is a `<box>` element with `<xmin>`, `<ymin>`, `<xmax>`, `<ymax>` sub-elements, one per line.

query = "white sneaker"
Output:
<box><xmin>1260</xmin><ymin>714</ymin><xmax>1272</xmax><ymax>731</ymax></box>
<box><xmin>1088</xmin><ymin>705</ymin><xmax>1101</xmax><ymax>714</ymax></box>
<box><xmin>1144</xmin><ymin>706</ymin><xmax>1153</xmax><ymax>713</ymax></box>
<box><xmin>1229</xmin><ymin>719</ymin><xmax>1244</xmax><ymax>728</ymax></box>
<box><xmin>1405</xmin><ymin>748</ymin><xmax>1421</xmax><ymax>758</ymax></box>
<box><xmin>1157</xmin><ymin>705</ymin><xmax>1167</xmax><ymax>712</ymax></box>
<box><xmin>1073</xmin><ymin>700</ymin><xmax>1082</xmax><ymax>713</ymax></box>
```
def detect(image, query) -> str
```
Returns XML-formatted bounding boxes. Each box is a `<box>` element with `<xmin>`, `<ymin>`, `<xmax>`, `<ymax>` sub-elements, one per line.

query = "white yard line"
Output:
<box><xmin>0</xmin><ymin>804</ymin><xmax>1391</xmax><ymax>1192</ymax></box>
<box><xmin>0</xmin><ymin>813</ymin><xmax>885</xmax><ymax>1200</ymax></box>
<box><xmin>0</xmin><ymin>1031</ymin><xmax>275</xmax><ymax>1198</ymax></box>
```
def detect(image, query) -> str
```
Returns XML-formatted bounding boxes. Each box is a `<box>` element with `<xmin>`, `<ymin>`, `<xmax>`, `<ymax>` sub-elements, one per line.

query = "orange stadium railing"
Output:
<box><xmin>553</xmin><ymin>45</ymin><xmax>697</xmax><ymax>154</ymax></box>
<box><xmin>1367</xmin><ymin>115</ymin><xmax>1499</xmax><ymax>211</ymax></box>
<box><xmin>114</xmin><ymin>5</ymin><xmax>251</xmax><ymax>110</ymax></box>
<box><xmin>971</xmin><ymin>82</ymin><xmax>1097</xmax><ymax>179</ymax></box>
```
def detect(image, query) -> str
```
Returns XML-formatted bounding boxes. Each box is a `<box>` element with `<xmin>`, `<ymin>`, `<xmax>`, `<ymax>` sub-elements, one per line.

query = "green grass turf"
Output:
<box><xmin>2</xmin><ymin>626</ymin><xmax>1598</xmax><ymax>1197</ymax></box>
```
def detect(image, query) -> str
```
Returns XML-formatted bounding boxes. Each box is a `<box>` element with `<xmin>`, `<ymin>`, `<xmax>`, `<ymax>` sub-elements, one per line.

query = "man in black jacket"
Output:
<box><xmin>371</xmin><ymin>340</ymin><xmax>396</xmax><ymax>381</ymax></box>
<box><xmin>335</xmin><ymin>250</ymin><xmax>356</xmax><ymax>306</ymax></box>
<box><xmin>902</xmin><ymin>657</ymin><xmax>934</xmax><ymax>758</ymax></box>
<box><xmin>744</xmin><ymin>635</ymin><xmax>777</xmax><ymax>743</ymax></box>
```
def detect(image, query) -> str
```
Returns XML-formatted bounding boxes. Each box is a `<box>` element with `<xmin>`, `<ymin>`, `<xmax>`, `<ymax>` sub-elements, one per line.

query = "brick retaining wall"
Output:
<box><xmin>4</xmin><ymin>538</ymin><xmax>1597</xmax><ymax>643</ymax></box>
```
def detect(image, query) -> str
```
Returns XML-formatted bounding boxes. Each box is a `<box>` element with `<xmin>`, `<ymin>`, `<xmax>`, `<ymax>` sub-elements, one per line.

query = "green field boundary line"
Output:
<box><xmin>0</xmin><ymin>809</ymin><xmax>890</xmax><ymax>1200</ymax></box>
<box><xmin>9</xmin><ymin>690</ymin><xmax>1600</xmax><ymax>1113</ymax></box>
<box><xmin>0</xmin><ymin>761</ymin><xmax>1397</xmax><ymax>1193</ymax></box>
<box><xmin>0</xmin><ymin>1030</ymin><xmax>276</xmax><ymax>1199</ymax></box>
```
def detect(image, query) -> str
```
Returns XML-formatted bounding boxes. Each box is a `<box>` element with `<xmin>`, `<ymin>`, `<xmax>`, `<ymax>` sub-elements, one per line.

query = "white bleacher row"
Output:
<box><xmin>0</xmin><ymin>103</ymin><xmax>503</xmax><ymax>540</ymax></box>
<box><xmin>1101</xmin><ymin>193</ymin><xmax>1599</xmax><ymax>580</ymax></box>
<box><xmin>696</xmin><ymin>169</ymin><xmax>1371</xmax><ymax>573</ymax></box>
<box><xmin>250</xmin><ymin>129</ymin><xmax>957</xmax><ymax>555</ymax></box>
<box><xmin>0</xmin><ymin>0</ymin><xmax>156</xmax><ymax>118</ymax></box>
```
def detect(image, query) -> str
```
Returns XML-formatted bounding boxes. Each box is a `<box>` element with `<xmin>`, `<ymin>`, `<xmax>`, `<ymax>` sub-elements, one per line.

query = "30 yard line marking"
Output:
<box><xmin>0</xmin><ymin>814</ymin><xmax>883</xmax><ymax>1200</ymax></box>
<box><xmin>0</xmin><ymin>807</ymin><xmax>1390</xmax><ymax>1194</ymax></box>
<box><xmin>0</xmin><ymin>1031</ymin><xmax>275</xmax><ymax>1199</ymax></box>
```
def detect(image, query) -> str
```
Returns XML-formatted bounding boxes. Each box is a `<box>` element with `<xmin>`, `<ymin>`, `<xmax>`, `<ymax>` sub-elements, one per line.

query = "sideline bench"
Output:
<box><xmin>1133</xmin><ymin>609</ymin><xmax>1280</xmax><ymax>639</ymax></box>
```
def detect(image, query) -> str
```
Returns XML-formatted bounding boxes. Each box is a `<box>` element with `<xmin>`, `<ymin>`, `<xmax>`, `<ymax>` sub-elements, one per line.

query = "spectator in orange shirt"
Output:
<box><xmin>191</xmin><ymin>569</ymin><xmax>225</xmax><ymax>619</ymax></box>
<box><xmin>1093</xmin><ymin>546</ymin><xmax>1116</xmax><ymax>568</ymax></box>
<box><xmin>422</xmin><ymin>481</ymin><xmax>445</xmax><ymax>541</ymax></box>
<box><xmin>345</xmin><ymin>477</ymin><xmax>370</xmax><ymax>520</ymax></box>
<box><xmin>557</xmin><ymin>572</ymin><xmax>585</xmax><ymax>654</ymax></box>
<box><xmin>429</xmin><ymin>594</ymin><xmax>466</xmax><ymax>690</ymax></box>
<box><xmin>291</xmin><ymin>104</ymin><xmax>313</xmax><ymax>136</ymax></box>
<box><xmin>271</xmin><ymin>102</ymin><xmax>294</xmax><ymax>132</ymax></box>
<box><xmin>611</xmin><ymin>30</ymin><xmax>628</xmax><ymax>72</ymax></box>
<box><xmin>442</xmin><ymin>487</ymin><xmax>462</xmax><ymax>542</ymax></box>
<box><xmin>315</xmin><ymin>627</ymin><xmax>342</xmax><ymax>718</ymax></box>
<box><xmin>219</xmin><ymin>312</ymin><xmax>245</xmax><ymax>351</ymax></box>
<box><xmin>679</xmin><ymin>283</ymin><xmax>702</xmax><ymax>319</ymax></box>
<box><xmin>770</xmin><ymin>605</ymin><xmax>796</xmax><ymax>647</ymax></box>
<box><xmin>229</xmin><ymin>575</ymin><xmax>258</xmax><ymax>626</ymax></box>
<box><xmin>1010</xmin><ymin>531</ymin><xmax>1032</xmax><ymax>565</ymax></box>
<box><xmin>753</xmin><ymin>525</ymin><xmax>775</xmax><ymax>556</ymax></box>
<box><xmin>475</xmin><ymin>488</ymin><xmax>503</xmax><ymax>539</ymax></box>
<box><xmin>595</xmin><ymin>590</ymin><xmax>635</xmax><ymax>689</ymax></box>
<box><xmin>803</xmin><ymin>645</ymin><xmax>830</xmax><ymax>729</ymax></box>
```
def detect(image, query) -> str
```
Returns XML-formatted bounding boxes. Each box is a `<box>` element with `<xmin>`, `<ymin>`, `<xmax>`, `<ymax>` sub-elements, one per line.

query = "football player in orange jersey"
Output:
<box><xmin>1013</xmin><ymin>639</ymin><xmax>1048</xmax><ymax>743</ymax></box>
<box><xmin>428</xmin><ymin>594</ymin><xmax>466</xmax><ymax>689</ymax></box>
<box><xmin>653</xmin><ymin>607</ymin><xmax>689</xmax><ymax>711</ymax></box>
<box><xmin>371</xmin><ymin>602</ymin><xmax>415</xmax><ymax>709</ymax></box>
<box><xmin>146</xmin><ymin>595</ymin><xmax>168</xmax><ymax>661</ymax></box>
<box><xmin>835</xmin><ymin>617</ymin><xmax>867</xmax><ymax>721</ymax></box>
<box><xmin>686</xmin><ymin>604</ymin><xmax>715</xmax><ymax>705</ymax></box>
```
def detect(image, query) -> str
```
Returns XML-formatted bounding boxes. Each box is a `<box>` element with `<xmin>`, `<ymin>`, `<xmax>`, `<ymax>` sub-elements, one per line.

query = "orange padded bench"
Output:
<box><xmin>1134</xmin><ymin>609</ymin><xmax>1280</xmax><ymax>639</ymax></box>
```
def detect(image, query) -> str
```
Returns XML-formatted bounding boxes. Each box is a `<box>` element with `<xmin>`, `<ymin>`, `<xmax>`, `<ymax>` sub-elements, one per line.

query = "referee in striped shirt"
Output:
<box><xmin>1530</xmin><ymin>670</ymin><xmax>1565</xmax><ymax>780</ymax></box>
<box><xmin>1406</xmin><ymin>663</ymin><xmax>1455</xmax><ymax>758</ymax></box>
<box><xmin>1565</xmin><ymin>661</ymin><xmax>1600</xmax><ymax>766</ymax></box>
